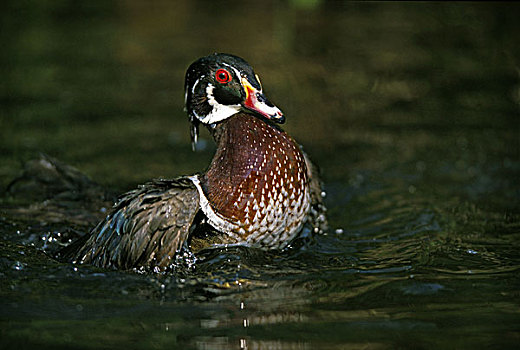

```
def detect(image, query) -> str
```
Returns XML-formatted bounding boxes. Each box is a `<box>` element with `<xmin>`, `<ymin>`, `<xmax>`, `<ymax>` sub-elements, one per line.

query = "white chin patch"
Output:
<box><xmin>200</xmin><ymin>83</ymin><xmax>241</xmax><ymax>124</ymax></box>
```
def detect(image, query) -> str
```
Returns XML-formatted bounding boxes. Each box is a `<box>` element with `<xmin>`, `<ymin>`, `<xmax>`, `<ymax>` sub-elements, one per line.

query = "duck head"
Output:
<box><xmin>184</xmin><ymin>53</ymin><xmax>284</xmax><ymax>148</ymax></box>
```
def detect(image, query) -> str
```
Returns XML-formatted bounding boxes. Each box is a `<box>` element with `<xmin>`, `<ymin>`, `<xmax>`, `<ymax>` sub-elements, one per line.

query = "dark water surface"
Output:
<box><xmin>1</xmin><ymin>1</ymin><xmax>519</xmax><ymax>349</ymax></box>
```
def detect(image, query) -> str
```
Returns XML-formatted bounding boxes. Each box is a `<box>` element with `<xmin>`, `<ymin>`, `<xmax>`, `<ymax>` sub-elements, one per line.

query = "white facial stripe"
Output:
<box><xmin>255</xmin><ymin>74</ymin><xmax>262</xmax><ymax>90</ymax></box>
<box><xmin>222</xmin><ymin>62</ymin><xmax>261</xmax><ymax>92</ymax></box>
<box><xmin>200</xmin><ymin>83</ymin><xmax>241</xmax><ymax>124</ymax></box>
<box><xmin>186</xmin><ymin>74</ymin><xmax>205</xmax><ymax>107</ymax></box>
<box><xmin>221</xmin><ymin>63</ymin><xmax>243</xmax><ymax>84</ymax></box>
<box><xmin>191</xmin><ymin>77</ymin><xmax>201</xmax><ymax>94</ymax></box>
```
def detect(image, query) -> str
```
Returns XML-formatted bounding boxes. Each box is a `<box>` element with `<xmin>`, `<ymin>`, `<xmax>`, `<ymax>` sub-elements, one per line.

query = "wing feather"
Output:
<box><xmin>60</xmin><ymin>177</ymin><xmax>200</xmax><ymax>270</ymax></box>
<box><xmin>303</xmin><ymin>151</ymin><xmax>328</xmax><ymax>233</ymax></box>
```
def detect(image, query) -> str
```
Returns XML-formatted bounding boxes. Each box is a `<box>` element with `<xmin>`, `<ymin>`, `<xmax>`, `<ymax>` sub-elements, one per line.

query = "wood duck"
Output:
<box><xmin>60</xmin><ymin>53</ymin><xmax>326</xmax><ymax>270</ymax></box>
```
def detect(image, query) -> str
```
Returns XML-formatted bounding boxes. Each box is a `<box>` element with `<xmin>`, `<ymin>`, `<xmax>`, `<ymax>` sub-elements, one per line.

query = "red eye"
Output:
<box><xmin>215</xmin><ymin>69</ymin><xmax>232</xmax><ymax>84</ymax></box>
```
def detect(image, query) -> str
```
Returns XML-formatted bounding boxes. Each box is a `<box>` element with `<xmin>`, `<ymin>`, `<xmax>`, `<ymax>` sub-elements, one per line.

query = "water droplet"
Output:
<box><xmin>11</xmin><ymin>261</ymin><xmax>25</xmax><ymax>271</ymax></box>
<box><xmin>335</xmin><ymin>228</ymin><xmax>344</xmax><ymax>234</ymax></box>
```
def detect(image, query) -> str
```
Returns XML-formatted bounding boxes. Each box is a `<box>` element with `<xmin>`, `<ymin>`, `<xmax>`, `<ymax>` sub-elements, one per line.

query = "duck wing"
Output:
<box><xmin>303</xmin><ymin>151</ymin><xmax>328</xmax><ymax>233</ymax></box>
<box><xmin>59</xmin><ymin>177</ymin><xmax>200</xmax><ymax>270</ymax></box>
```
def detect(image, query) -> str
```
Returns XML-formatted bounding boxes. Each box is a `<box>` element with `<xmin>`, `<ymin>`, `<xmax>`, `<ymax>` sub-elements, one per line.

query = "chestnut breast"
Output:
<box><xmin>201</xmin><ymin>113</ymin><xmax>310</xmax><ymax>246</ymax></box>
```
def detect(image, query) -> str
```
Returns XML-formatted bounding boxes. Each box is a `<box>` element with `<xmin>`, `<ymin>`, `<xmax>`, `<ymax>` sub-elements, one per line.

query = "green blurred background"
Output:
<box><xmin>2</xmin><ymin>1</ymin><xmax>518</xmax><ymax>195</ymax></box>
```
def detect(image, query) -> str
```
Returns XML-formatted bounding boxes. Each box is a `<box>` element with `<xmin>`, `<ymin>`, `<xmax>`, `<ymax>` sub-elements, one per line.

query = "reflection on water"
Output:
<box><xmin>1</xmin><ymin>1</ymin><xmax>519</xmax><ymax>349</ymax></box>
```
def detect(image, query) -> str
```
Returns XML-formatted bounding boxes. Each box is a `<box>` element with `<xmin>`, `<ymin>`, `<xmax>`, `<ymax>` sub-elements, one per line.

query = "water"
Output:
<box><xmin>1</xmin><ymin>1</ymin><xmax>519</xmax><ymax>349</ymax></box>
